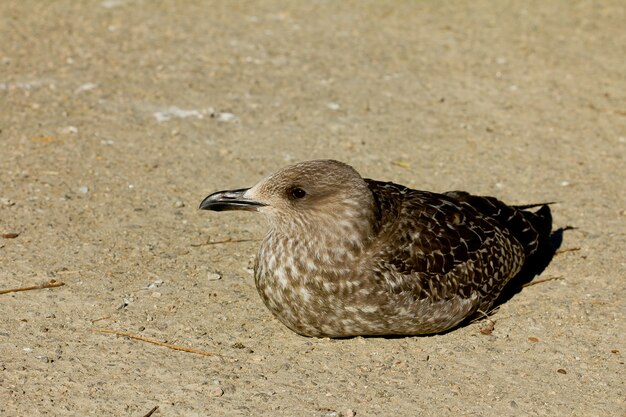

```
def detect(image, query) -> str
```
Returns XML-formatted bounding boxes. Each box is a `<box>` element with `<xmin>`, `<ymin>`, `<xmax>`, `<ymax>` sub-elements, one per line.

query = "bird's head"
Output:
<box><xmin>200</xmin><ymin>160</ymin><xmax>376</xmax><ymax>236</ymax></box>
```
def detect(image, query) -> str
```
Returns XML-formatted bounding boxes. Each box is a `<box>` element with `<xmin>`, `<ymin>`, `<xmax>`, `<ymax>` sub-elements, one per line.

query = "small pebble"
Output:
<box><xmin>0</xmin><ymin>197</ymin><xmax>15</xmax><ymax>206</ymax></box>
<box><xmin>327</xmin><ymin>102</ymin><xmax>340</xmax><ymax>111</ymax></box>
<box><xmin>342</xmin><ymin>409</ymin><xmax>356</xmax><ymax>417</ymax></box>
<box><xmin>557</xmin><ymin>368</ymin><xmax>567</xmax><ymax>374</ymax></box>
<box><xmin>75</xmin><ymin>82</ymin><xmax>97</xmax><ymax>93</ymax></box>
<box><xmin>61</xmin><ymin>126</ymin><xmax>78</xmax><ymax>134</ymax></box>
<box><xmin>151</xmin><ymin>291</ymin><xmax>162</xmax><ymax>298</ymax></box>
<box><xmin>173</xmin><ymin>200</ymin><xmax>185</xmax><ymax>208</ymax></box>
<box><xmin>207</xmin><ymin>272</ymin><xmax>222</xmax><ymax>281</ymax></box>
<box><xmin>147</xmin><ymin>279</ymin><xmax>163</xmax><ymax>289</ymax></box>
<box><xmin>217</xmin><ymin>112</ymin><xmax>235</xmax><ymax>122</ymax></box>
<box><xmin>118</xmin><ymin>297</ymin><xmax>134</xmax><ymax>309</ymax></box>
<box><xmin>210</xmin><ymin>387</ymin><xmax>224</xmax><ymax>397</ymax></box>
<box><xmin>78</xmin><ymin>185</ymin><xmax>89</xmax><ymax>194</ymax></box>
<box><xmin>560</xmin><ymin>181</ymin><xmax>570</xmax><ymax>187</ymax></box>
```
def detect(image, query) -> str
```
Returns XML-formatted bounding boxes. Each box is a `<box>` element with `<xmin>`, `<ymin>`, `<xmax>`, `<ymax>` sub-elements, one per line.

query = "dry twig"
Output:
<box><xmin>190</xmin><ymin>237</ymin><xmax>260</xmax><ymax>247</ymax></box>
<box><xmin>522</xmin><ymin>275</ymin><xmax>564</xmax><ymax>288</ymax></box>
<box><xmin>142</xmin><ymin>405</ymin><xmax>159</xmax><ymax>417</ymax></box>
<box><xmin>0</xmin><ymin>279</ymin><xmax>65</xmax><ymax>295</ymax></box>
<box><xmin>91</xmin><ymin>329</ymin><xmax>217</xmax><ymax>357</ymax></box>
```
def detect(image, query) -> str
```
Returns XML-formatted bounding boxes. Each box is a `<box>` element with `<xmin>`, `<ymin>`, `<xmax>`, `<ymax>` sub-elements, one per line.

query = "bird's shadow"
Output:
<box><xmin>490</xmin><ymin>226</ymin><xmax>568</xmax><ymax>310</ymax></box>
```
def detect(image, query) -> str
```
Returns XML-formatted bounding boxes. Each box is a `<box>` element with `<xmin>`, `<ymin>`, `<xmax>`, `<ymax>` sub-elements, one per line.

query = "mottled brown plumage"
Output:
<box><xmin>200</xmin><ymin>160</ymin><xmax>552</xmax><ymax>337</ymax></box>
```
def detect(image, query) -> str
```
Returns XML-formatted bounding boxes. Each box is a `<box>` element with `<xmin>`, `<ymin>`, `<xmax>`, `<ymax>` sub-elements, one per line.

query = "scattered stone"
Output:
<box><xmin>75</xmin><ymin>82</ymin><xmax>97</xmax><ymax>93</ymax></box>
<box><xmin>118</xmin><ymin>296</ymin><xmax>134</xmax><ymax>309</ymax></box>
<box><xmin>61</xmin><ymin>126</ymin><xmax>78</xmax><ymax>134</ymax></box>
<box><xmin>216</xmin><ymin>112</ymin><xmax>235</xmax><ymax>122</ymax></box>
<box><xmin>207</xmin><ymin>272</ymin><xmax>222</xmax><ymax>281</ymax></box>
<box><xmin>210</xmin><ymin>387</ymin><xmax>224</xmax><ymax>397</ymax></box>
<box><xmin>327</xmin><ymin>102</ymin><xmax>340</xmax><ymax>110</ymax></box>
<box><xmin>341</xmin><ymin>409</ymin><xmax>356</xmax><ymax>417</ymax></box>
<box><xmin>147</xmin><ymin>279</ymin><xmax>163</xmax><ymax>289</ymax></box>
<box><xmin>101</xmin><ymin>0</ymin><xmax>126</xmax><ymax>9</ymax></box>
<box><xmin>557</xmin><ymin>368</ymin><xmax>567</xmax><ymax>374</ymax></box>
<box><xmin>479</xmin><ymin>319</ymin><xmax>496</xmax><ymax>335</ymax></box>
<box><xmin>173</xmin><ymin>200</ymin><xmax>185</xmax><ymax>208</ymax></box>
<box><xmin>0</xmin><ymin>197</ymin><xmax>15</xmax><ymax>206</ymax></box>
<box><xmin>151</xmin><ymin>291</ymin><xmax>162</xmax><ymax>298</ymax></box>
<box><xmin>154</xmin><ymin>106</ymin><xmax>203</xmax><ymax>123</ymax></box>
<box><xmin>78</xmin><ymin>185</ymin><xmax>89</xmax><ymax>194</ymax></box>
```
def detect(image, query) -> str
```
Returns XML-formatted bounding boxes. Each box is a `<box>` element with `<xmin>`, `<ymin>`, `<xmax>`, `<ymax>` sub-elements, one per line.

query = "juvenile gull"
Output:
<box><xmin>199</xmin><ymin>160</ymin><xmax>552</xmax><ymax>337</ymax></box>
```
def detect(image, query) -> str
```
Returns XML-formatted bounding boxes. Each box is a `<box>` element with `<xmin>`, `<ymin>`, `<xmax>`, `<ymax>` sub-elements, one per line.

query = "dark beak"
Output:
<box><xmin>199</xmin><ymin>188</ymin><xmax>266</xmax><ymax>212</ymax></box>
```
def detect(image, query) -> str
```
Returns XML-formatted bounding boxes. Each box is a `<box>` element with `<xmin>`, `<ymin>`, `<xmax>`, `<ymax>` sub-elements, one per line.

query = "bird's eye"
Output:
<box><xmin>289</xmin><ymin>187</ymin><xmax>306</xmax><ymax>200</ymax></box>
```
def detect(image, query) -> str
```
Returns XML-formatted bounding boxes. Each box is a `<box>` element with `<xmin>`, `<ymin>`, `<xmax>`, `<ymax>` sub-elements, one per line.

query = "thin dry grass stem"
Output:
<box><xmin>142</xmin><ymin>405</ymin><xmax>159</xmax><ymax>417</ymax></box>
<box><xmin>555</xmin><ymin>247</ymin><xmax>580</xmax><ymax>255</ymax></box>
<box><xmin>55</xmin><ymin>270</ymin><xmax>80</xmax><ymax>275</ymax></box>
<box><xmin>190</xmin><ymin>237</ymin><xmax>261</xmax><ymax>247</ymax></box>
<box><xmin>522</xmin><ymin>275</ymin><xmax>564</xmax><ymax>288</ymax></box>
<box><xmin>91</xmin><ymin>329</ymin><xmax>217</xmax><ymax>357</ymax></box>
<box><xmin>90</xmin><ymin>316</ymin><xmax>111</xmax><ymax>324</ymax></box>
<box><xmin>0</xmin><ymin>279</ymin><xmax>65</xmax><ymax>295</ymax></box>
<box><xmin>469</xmin><ymin>307</ymin><xmax>498</xmax><ymax>324</ymax></box>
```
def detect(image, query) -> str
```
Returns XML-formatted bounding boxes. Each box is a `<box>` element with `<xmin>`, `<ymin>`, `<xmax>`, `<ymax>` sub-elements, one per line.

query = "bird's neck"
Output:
<box><xmin>261</xmin><ymin>200</ymin><xmax>377</xmax><ymax>272</ymax></box>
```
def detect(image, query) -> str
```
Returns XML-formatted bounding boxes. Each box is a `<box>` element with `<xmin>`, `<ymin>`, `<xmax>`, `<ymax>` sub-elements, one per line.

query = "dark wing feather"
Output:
<box><xmin>443</xmin><ymin>191</ymin><xmax>552</xmax><ymax>258</ymax></box>
<box><xmin>365</xmin><ymin>180</ymin><xmax>528</xmax><ymax>311</ymax></box>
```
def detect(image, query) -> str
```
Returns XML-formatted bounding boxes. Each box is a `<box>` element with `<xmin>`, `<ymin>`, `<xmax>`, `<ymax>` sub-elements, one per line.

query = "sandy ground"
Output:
<box><xmin>1</xmin><ymin>1</ymin><xmax>625</xmax><ymax>416</ymax></box>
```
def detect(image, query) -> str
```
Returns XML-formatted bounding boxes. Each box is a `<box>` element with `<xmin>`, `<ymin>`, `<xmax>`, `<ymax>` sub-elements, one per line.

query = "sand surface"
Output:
<box><xmin>1</xmin><ymin>1</ymin><xmax>625</xmax><ymax>416</ymax></box>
